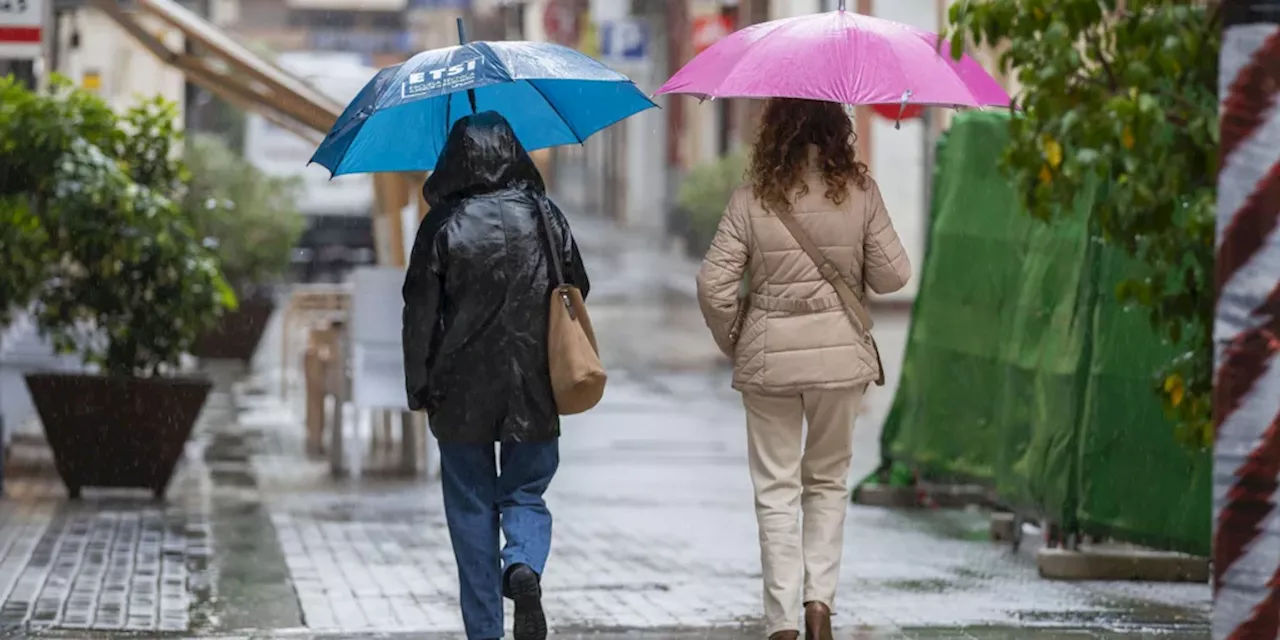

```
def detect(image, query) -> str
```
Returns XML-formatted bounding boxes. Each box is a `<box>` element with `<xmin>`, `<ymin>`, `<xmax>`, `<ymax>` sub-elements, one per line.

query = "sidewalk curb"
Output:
<box><xmin>1037</xmin><ymin>546</ymin><xmax>1210</xmax><ymax>582</ymax></box>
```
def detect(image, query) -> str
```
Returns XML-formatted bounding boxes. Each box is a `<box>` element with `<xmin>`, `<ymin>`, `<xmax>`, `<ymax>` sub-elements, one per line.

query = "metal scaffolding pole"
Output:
<box><xmin>1213</xmin><ymin>1</ymin><xmax>1280</xmax><ymax>638</ymax></box>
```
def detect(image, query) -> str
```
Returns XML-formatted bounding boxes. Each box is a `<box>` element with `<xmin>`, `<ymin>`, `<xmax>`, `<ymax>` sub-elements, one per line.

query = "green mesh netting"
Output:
<box><xmin>879</xmin><ymin>111</ymin><xmax>1210</xmax><ymax>555</ymax></box>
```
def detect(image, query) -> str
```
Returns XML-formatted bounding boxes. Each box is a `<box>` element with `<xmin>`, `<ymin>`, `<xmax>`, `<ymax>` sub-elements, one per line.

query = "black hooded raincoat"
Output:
<box><xmin>402</xmin><ymin>112</ymin><xmax>590</xmax><ymax>444</ymax></box>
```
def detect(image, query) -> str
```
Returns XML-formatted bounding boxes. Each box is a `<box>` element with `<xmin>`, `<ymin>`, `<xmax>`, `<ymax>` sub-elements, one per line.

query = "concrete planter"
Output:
<box><xmin>190</xmin><ymin>295</ymin><xmax>276</xmax><ymax>362</ymax></box>
<box><xmin>24</xmin><ymin>372</ymin><xmax>210</xmax><ymax>499</ymax></box>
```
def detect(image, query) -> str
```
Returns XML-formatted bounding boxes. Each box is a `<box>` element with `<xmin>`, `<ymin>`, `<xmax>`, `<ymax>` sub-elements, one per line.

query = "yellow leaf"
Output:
<box><xmin>1164</xmin><ymin>373</ymin><xmax>1186</xmax><ymax>407</ymax></box>
<box><xmin>1038</xmin><ymin>165</ymin><xmax>1052</xmax><ymax>185</ymax></box>
<box><xmin>1122</xmin><ymin>127</ymin><xmax>1135</xmax><ymax>150</ymax></box>
<box><xmin>1033</xmin><ymin>7</ymin><xmax>1045</xmax><ymax>19</ymax></box>
<box><xmin>1042</xmin><ymin>135</ymin><xmax>1062</xmax><ymax>168</ymax></box>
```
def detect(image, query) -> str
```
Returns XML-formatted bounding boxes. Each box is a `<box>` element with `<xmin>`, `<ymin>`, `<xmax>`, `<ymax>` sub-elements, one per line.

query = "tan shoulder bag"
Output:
<box><xmin>774</xmin><ymin>210</ymin><xmax>886</xmax><ymax>386</ymax></box>
<box><xmin>535</xmin><ymin>200</ymin><xmax>607</xmax><ymax>414</ymax></box>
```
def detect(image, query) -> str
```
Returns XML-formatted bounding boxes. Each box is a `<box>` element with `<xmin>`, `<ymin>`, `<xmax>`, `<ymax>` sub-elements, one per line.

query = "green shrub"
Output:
<box><xmin>0</xmin><ymin>75</ymin><xmax>234</xmax><ymax>377</ymax></box>
<box><xmin>183</xmin><ymin>133</ymin><xmax>304</xmax><ymax>295</ymax></box>
<box><xmin>950</xmin><ymin>1</ymin><xmax>1217</xmax><ymax>448</ymax></box>
<box><xmin>677</xmin><ymin>151</ymin><xmax>747</xmax><ymax>246</ymax></box>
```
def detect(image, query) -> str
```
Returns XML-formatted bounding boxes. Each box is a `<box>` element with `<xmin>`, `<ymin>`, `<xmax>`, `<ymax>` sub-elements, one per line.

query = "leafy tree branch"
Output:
<box><xmin>948</xmin><ymin>0</ymin><xmax>1219</xmax><ymax>448</ymax></box>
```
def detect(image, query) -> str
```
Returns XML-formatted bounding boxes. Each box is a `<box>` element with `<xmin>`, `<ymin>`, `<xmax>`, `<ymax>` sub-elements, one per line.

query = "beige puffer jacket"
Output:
<box><xmin>696</xmin><ymin>166</ymin><xmax>911</xmax><ymax>395</ymax></box>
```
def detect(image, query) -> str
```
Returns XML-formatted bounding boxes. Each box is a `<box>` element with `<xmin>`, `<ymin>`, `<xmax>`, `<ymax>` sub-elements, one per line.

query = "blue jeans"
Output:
<box><xmin>439</xmin><ymin>440</ymin><xmax>559</xmax><ymax>639</ymax></box>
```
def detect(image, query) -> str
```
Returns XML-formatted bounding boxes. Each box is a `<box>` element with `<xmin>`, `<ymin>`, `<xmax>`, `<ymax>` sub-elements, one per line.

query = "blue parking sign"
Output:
<box><xmin>599</xmin><ymin>18</ymin><xmax>649</xmax><ymax>63</ymax></box>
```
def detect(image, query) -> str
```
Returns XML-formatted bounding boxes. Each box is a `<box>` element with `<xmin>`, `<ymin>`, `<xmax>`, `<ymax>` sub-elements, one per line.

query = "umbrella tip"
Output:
<box><xmin>838</xmin><ymin>0</ymin><xmax>846</xmax><ymax>10</ymax></box>
<box><xmin>895</xmin><ymin>89</ymin><xmax>912</xmax><ymax>129</ymax></box>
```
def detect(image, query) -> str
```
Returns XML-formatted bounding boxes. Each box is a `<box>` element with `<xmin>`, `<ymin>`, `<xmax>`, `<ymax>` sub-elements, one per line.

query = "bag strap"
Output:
<box><xmin>773</xmin><ymin>209</ymin><xmax>875</xmax><ymax>336</ymax></box>
<box><xmin>533</xmin><ymin>195</ymin><xmax>579</xmax><ymax>320</ymax></box>
<box><xmin>533</xmin><ymin>196</ymin><xmax>567</xmax><ymax>288</ymax></box>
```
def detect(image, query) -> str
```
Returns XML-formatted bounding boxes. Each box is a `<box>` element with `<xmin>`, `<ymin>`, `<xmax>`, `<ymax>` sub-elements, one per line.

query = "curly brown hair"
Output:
<box><xmin>748</xmin><ymin>98</ymin><xmax>870</xmax><ymax>215</ymax></box>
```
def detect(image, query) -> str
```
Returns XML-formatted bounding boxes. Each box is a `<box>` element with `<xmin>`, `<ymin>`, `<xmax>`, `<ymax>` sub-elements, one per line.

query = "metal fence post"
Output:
<box><xmin>1213</xmin><ymin>2</ymin><xmax>1280</xmax><ymax>638</ymax></box>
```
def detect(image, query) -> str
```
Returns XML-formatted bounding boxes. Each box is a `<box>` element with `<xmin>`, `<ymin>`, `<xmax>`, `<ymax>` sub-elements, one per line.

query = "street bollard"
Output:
<box><xmin>327</xmin><ymin>320</ymin><xmax>349</xmax><ymax>477</ymax></box>
<box><xmin>399</xmin><ymin>410</ymin><xmax>418</xmax><ymax>474</ymax></box>
<box><xmin>305</xmin><ymin>322</ymin><xmax>343</xmax><ymax>456</ymax></box>
<box><xmin>303</xmin><ymin>338</ymin><xmax>326</xmax><ymax>456</ymax></box>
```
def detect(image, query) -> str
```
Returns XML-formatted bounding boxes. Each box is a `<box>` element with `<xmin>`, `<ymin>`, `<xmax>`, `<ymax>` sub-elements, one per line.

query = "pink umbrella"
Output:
<box><xmin>656</xmin><ymin>5</ymin><xmax>1011</xmax><ymax>121</ymax></box>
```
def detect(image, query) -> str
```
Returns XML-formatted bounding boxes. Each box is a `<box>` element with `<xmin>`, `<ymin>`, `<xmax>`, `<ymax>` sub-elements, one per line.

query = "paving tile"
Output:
<box><xmin>241</xmin><ymin>366</ymin><xmax>1211</xmax><ymax>637</ymax></box>
<box><xmin>0</xmin><ymin>399</ymin><xmax>220</xmax><ymax>636</ymax></box>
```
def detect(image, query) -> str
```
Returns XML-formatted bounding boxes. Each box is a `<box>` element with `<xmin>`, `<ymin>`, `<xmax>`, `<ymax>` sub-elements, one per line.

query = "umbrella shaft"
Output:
<box><xmin>456</xmin><ymin>17</ymin><xmax>477</xmax><ymax>114</ymax></box>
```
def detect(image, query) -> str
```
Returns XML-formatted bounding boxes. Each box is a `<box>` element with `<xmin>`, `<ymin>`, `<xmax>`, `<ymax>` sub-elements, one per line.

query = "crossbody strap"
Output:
<box><xmin>773</xmin><ymin>210</ymin><xmax>875</xmax><ymax>337</ymax></box>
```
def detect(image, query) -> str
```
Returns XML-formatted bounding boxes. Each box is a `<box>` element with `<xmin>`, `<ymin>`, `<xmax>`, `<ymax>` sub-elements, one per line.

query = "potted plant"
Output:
<box><xmin>183</xmin><ymin>133</ymin><xmax>304</xmax><ymax>362</ymax></box>
<box><xmin>1</xmin><ymin>77</ymin><xmax>234</xmax><ymax>499</ymax></box>
<box><xmin>675</xmin><ymin>151</ymin><xmax>747</xmax><ymax>259</ymax></box>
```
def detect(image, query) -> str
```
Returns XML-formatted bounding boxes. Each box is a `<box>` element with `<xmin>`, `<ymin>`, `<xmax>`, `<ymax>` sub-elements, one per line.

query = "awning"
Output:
<box><xmin>92</xmin><ymin>0</ymin><xmax>431</xmax><ymax>266</ymax></box>
<box><xmin>287</xmin><ymin>0</ymin><xmax>406</xmax><ymax>13</ymax></box>
<box><xmin>91</xmin><ymin>0</ymin><xmax>342</xmax><ymax>140</ymax></box>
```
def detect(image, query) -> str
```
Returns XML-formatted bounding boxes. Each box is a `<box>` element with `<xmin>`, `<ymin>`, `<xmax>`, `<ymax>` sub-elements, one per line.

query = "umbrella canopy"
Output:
<box><xmin>311</xmin><ymin>41</ymin><xmax>656</xmax><ymax>176</ymax></box>
<box><xmin>656</xmin><ymin>9</ymin><xmax>1010</xmax><ymax>111</ymax></box>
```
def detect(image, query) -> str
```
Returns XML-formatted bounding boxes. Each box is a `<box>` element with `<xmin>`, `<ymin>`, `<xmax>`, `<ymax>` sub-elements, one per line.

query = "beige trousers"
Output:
<box><xmin>742</xmin><ymin>386</ymin><xmax>865</xmax><ymax>636</ymax></box>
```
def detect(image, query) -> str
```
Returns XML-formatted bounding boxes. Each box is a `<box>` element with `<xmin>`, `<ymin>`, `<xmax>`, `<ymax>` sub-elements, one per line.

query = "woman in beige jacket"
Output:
<box><xmin>696</xmin><ymin>98</ymin><xmax>911</xmax><ymax>640</ymax></box>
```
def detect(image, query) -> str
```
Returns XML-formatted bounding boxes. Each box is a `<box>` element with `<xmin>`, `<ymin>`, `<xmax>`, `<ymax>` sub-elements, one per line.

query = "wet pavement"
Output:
<box><xmin>15</xmin><ymin>629</ymin><xmax>1214</xmax><ymax>639</ymax></box>
<box><xmin>0</xmin><ymin>214</ymin><xmax>1211</xmax><ymax>638</ymax></box>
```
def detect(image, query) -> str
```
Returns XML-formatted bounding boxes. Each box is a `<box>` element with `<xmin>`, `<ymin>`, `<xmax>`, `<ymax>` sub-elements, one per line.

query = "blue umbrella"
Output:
<box><xmin>310</xmin><ymin>26</ymin><xmax>656</xmax><ymax>176</ymax></box>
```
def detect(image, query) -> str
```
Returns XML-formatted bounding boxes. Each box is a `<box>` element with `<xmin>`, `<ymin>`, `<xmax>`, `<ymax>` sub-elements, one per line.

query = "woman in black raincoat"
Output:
<box><xmin>402</xmin><ymin>111</ymin><xmax>589</xmax><ymax>640</ymax></box>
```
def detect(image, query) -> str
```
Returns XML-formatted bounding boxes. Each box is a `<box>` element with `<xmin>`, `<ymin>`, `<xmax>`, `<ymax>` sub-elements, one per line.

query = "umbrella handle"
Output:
<box><xmin>838</xmin><ymin>0</ymin><xmax>846</xmax><ymax>10</ymax></box>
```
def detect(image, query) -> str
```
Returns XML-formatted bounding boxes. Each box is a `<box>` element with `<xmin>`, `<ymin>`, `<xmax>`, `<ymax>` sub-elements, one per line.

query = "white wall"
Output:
<box><xmin>242</xmin><ymin>52</ymin><xmax>377</xmax><ymax>217</ymax></box>
<box><xmin>408</xmin><ymin>6</ymin><xmax>467</xmax><ymax>50</ymax></box>
<box><xmin>209</xmin><ymin>0</ymin><xmax>241</xmax><ymax>27</ymax></box>
<box><xmin>769</xmin><ymin>0</ymin><xmax>821</xmax><ymax>18</ymax></box>
<box><xmin>522</xmin><ymin>0</ymin><xmax>549</xmax><ymax>41</ymax></box>
<box><xmin>541</xmin><ymin>0</ymin><xmax>667</xmax><ymax>232</ymax></box>
<box><xmin>868</xmin><ymin>0</ymin><xmax>934</xmax><ymax>302</ymax></box>
<box><xmin>56</xmin><ymin>9</ymin><xmax>187</xmax><ymax>118</ymax></box>
<box><xmin>688</xmin><ymin>1</ymin><xmax>728</xmax><ymax>170</ymax></box>
<box><xmin>617</xmin><ymin>56</ymin><xmax>666</xmax><ymax>232</ymax></box>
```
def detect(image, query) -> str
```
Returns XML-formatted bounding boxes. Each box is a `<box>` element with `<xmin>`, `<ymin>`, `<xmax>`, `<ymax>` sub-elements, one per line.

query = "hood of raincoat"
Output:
<box><xmin>423</xmin><ymin>111</ymin><xmax>545</xmax><ymax>208</ymax></box>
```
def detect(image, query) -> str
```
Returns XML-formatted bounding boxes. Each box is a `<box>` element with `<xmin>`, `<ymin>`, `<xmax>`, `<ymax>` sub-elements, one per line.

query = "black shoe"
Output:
<box><xmin>505</xmin><ymin>564</ymin><xmax>546</xmax><ymax>640</ymax></box>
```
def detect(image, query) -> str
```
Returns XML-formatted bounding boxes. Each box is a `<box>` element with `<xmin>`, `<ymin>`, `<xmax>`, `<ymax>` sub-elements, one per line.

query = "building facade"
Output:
<box><xmin>48</xmin><ymin>6</ymin><xmax>189</xmax><ymax>118</ymax></box>
<box><xmin>601</xmin><ymin>0</ymin><xmax>1020</xmax><ymax>304</ymax></box>
<box><xmin>216</xmin><ymin>0</ymin><xmax>469</xmax><ymax>66</ymax></box>
<box><xmin>38</xmin><ymin>0</ymin><xmax>1017</xmax><ymax>299</ymax></box>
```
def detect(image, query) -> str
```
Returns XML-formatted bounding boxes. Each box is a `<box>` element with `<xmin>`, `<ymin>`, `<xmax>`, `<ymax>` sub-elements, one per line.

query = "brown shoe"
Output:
<box><xmin>805</xmin><ymin>601</ymin><xmax>833</xmax><ymax>640</ymax></box>
<box><xmin>768</xmin><ymin>632</ymin><xmax>799</xmax><ymax>640</ymax></box>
